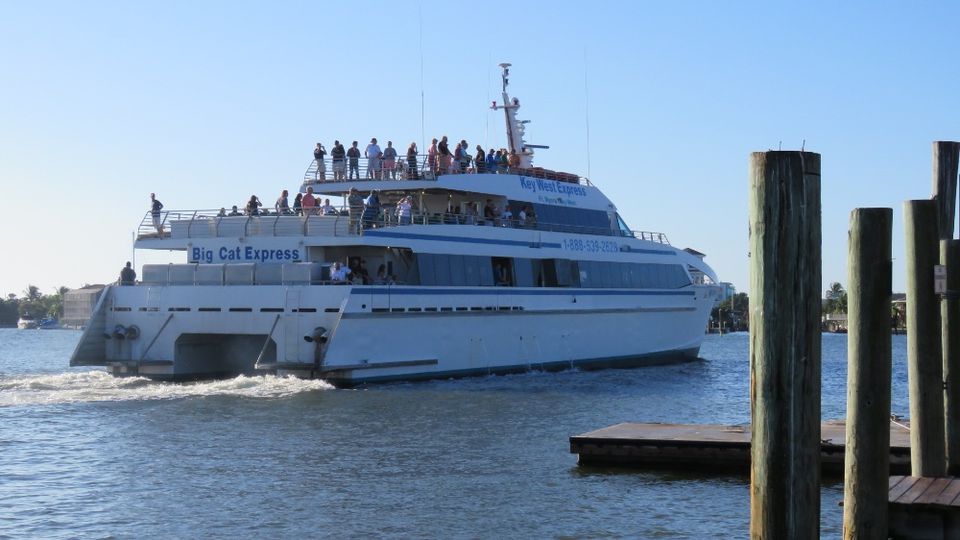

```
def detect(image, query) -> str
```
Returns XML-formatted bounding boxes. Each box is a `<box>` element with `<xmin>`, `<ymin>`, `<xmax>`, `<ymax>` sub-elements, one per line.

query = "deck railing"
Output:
<box><xmin>137</xmin><ymin>208</ymin><xmax>669</xmax><ymax>245</ymax></box>
<box><xmin>302</xmin><ymin>156</ymin><xmax>593</xmax><ymax>187</ymax></box>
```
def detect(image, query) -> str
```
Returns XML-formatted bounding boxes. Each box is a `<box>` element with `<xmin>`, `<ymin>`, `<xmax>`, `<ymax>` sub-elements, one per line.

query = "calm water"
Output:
<box><xmin>0</xmin><ymin>329</ymin><xmax>909</xmax><ymax>538</ymax></box>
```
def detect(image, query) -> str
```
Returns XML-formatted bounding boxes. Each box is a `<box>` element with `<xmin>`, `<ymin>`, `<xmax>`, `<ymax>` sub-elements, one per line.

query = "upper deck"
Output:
<box><xmin>137</xmin><ymin>171</ymin><xmax>670</xmax><ymax>245</ymax></box>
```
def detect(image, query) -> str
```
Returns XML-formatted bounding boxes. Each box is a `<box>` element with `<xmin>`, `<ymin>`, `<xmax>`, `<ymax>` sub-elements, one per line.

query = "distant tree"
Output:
<box><xmin>824</xmin><ymin>282</ymin><xmax>848</xmax><ymax>314</ymax></box>
<box><xmin>23</xmin><ymin>285</ymin><xmax>41</xmax><ymax>301</ymax></box>
<box><xmin>711</xmin><ymin>292</ymin><xmax>750</xmax><ymax>331</ymax></box>
<box><xmin>0</xmin><ymin>296</ymin><xmax>18</xmax><ymax>327</ymax></box>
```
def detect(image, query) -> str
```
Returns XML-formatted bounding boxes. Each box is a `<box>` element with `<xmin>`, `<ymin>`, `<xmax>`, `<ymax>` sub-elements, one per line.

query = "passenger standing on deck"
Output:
<box><xmin>330</xmin><ymin>261</ymin><xmax>351</xmax><ymax>283</ymax></box>
<box><xmin>406</xmin><ymin>142</ymin><xmax>419</xmax><ymax>180</ymax></box>
<box><xmin>508</xmin><ymin>150</ymin><xmax>521</xmax><ymax>170</ymax></box>
<box><xmin>438</xmin><ymin>136</ymin><xmax>451</xmax><ymax>174</ymax></box>
<box><xmin>150</xmin><ymin>193</ymin><xmax>164</xmax><ymax>236</ymax></box>
<box><xmin>459</xmin><ymin>140</ymin><xmax>471</xmax><ymax>173</ymax></box>
<box><xmin>275</xmin><ymin>190</ymin><xmax>290</xmax><ymax>215</ymax></box>
<box><xmin>245</xmin><ymin>195</ymin><xmax>262</xmax><ymax>216</ymax></box>
<box><xmin>498</xmin><ymin>150</ymin><xmax>509</xmax><ymax>173</ymax></box>
<box><xmin>502</xmin><ymin>205</ymin><xmax>513</xmax><ymax>227</ymax></box>
<box><xmin>293</xmin><ymin>193</ymin><xmax>303</xmax><ymax>216</ymax></box>
<box><xmin>348</xmin><ymin>187</ymin><xmax>365</xmax><ymax>233</ymax></box>
<box><xmin>321</xmin><ymin>198</ymin><xmax>337</xmax><ymax>215</ymax></box>
<box><xmin>330</xmin><ymin>140</ymin><xmax>346</xmax><ymax>181</ymax></box>
<box><xmin>483</xmin><ymin>199</ymin><xmax>495</xmax><ymax>225</ymax></box>
<box><xmin>428</xmin><ymin>138</ymin><xmax>438</xmax><ymax>175</ymax></box>
<box><xmin>362</xmin><ymin>190</ymin><xmax>381</xmax><ymax>229</ymax></box>
<box><xmin>119</xmin><ymin>262</ymin><xmax>136</xmax><ymax>285</ymax></box>
<box><xmin>486</xmin><ymin>149</ymin><xmax>497</xmax><ymax>173</ymax></box>
<box><xmin>475</xmin><ymin>145</ymin><xmax>486</xmax><ymax>173</ymax></box>
<box><xmin>347</xmin><ymin>141</ymin><xmax>361</xmax><ymax>179</ymax></box>
<box><xmin>301</xmin><ymin>187</ymin><xmax>317</xmax><ymax>215</ymax></box>
<box><xmin>396</xmin><ymin>195</ymin><xmax>413</xmax><ymax>225</ymax></box>
<box><xmin>517</xmin><ymin>206</ymin><xmax>527</xmax><ymax>228</ymax></box>
<box><xmin>313</xmin><ymin>143</ymin><xmax>326</xmax><ymax>181</ymax></box>
<box><xmin>365</xmin><ymin>138</ymin><xmax>381</xmax><ymax>179</ymax></box>
<box><xmin>382</xmin><ymin>141</ymin><xmax>398</xmax><ymax>179</ymax></box>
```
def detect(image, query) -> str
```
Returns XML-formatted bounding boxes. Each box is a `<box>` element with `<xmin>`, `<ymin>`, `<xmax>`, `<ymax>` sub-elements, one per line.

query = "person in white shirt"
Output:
<box><xmin>518</xmin><ymin>208</ymin><xmax>527</xmax><ymax>228</ymax></box>
<box><xmin>365</xmin><ymin>138</ymin><xmax>382</xmax><ymax>179</ymax></box>
<box><xmin>396</xmin><ymin>196</ymin><xmax>413</xmax><ymax>225</ymax></box>
<box><xmin>330</xmin><ymin>261</ymin><xmax>351</xmax><ymax>283</ymax></box>
<box><xmin>502</xmin><ymin>207</ymin><xmax>513</xmax><ymax>227</ymax></box>
<box><xmin>321</xmin><ymin>198</ymin><xmax>337</xmax><ymax>215</ymax></box>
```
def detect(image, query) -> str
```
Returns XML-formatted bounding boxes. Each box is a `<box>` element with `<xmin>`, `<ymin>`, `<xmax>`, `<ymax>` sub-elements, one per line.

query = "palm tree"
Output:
<box><xmin>824</xmin><ymin>282</ymin><xmax>847</xmax><ymax>314</ymax></box>
<box><xmin>23</xmin><ymin>285</ymin><xmax>40</xmax><ymax>301</ymax></box>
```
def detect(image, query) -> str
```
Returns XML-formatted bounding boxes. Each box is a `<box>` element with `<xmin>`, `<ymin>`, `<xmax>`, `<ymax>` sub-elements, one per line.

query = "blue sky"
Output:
<box><xmin>2</xmin><ymin>1</ymin><xmax>958</xmax><ymax>297</ymax></box>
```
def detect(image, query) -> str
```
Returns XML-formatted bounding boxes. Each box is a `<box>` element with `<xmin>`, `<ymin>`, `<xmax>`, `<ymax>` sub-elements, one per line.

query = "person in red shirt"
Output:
<box><xmin>301</xmin><ymin>186</ymin><xmax>317</xmax><ymax>215</ymax></box>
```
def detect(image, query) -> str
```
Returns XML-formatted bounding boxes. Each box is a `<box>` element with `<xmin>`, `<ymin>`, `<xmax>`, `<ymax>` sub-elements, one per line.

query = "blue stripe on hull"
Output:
<box><xmin>321</xmin><ymin>347</ymin><xmax>702</xmax><ymax>387</ymax></box>
<box><xmin>352</xmin><ymin>287</ymin><xmax>695</xmax><ymax>297</ymax></box>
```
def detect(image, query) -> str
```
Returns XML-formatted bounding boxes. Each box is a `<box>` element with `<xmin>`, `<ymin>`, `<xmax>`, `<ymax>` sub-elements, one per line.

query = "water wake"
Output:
<box><xmin>0</xmin><ymin>370</ymin><xmax>333</xmax><ymax>407</ymax></box>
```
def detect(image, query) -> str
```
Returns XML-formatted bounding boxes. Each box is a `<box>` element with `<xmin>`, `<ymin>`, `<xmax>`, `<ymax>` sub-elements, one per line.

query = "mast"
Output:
<box><xmin>490</xmin><ymin>63</ymin><xmax>547</xmax><ymax>169</ymax></box>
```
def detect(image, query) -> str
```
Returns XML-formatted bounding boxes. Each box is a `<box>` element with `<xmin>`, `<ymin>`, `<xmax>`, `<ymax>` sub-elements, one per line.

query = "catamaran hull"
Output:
<box><xmin>71</xmin><ymin>284</ymin><xmax>717</xmax><ymax>386</ymax></box>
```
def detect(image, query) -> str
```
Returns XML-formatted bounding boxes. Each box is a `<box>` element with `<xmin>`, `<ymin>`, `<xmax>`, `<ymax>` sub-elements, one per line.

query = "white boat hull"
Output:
<box><xmin>71</xmin><ymin>284</ymin><xmax>717</xmax><ymax>386</ymax></box>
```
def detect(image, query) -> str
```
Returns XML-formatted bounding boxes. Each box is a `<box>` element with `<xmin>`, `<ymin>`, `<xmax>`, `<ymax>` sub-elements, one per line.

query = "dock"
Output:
<box><xmin>888</xmin><ymin>476</ymin><xmax>960</xmax><ymax>539</ymax></box>
<box><xmin>569</xmin><ymin>420</ymin><xmax>911</xmax><ymax>474</ymax></box>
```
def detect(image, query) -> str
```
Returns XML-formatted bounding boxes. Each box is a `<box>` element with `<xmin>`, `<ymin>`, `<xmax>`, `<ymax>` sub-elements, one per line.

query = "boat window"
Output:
<box><xmin>513</xmin><ymin>258</ymin><xmax>535</xmax><ymax>287</ymax></box>
<box><xmin>531</xmin><ymin>204</ymin><xmax>611</xmax><ymax>235</ymax></box>
<box><xmin>492</xmin><ymin>257</ymin><xmax>513</xmax><ymax>286</ymax></box>
<box><xmin>615</xmin><ymin>214</ymin><xmax>633</xmax><ymax>237</ymax></box>
<box><xmin>417</xmin><ymin>254</ymin><xmax>494</xmax><ymax>286</ymax></box>
<box><xmin>576</xmin><ymin>261</ymin><xmax>691</xmax><ymax>289</ymax></box>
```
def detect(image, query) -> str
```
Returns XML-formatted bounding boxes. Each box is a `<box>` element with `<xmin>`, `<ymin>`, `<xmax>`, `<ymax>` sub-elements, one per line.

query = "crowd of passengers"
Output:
<box><xmin>223</xmin><ymin>188</ymin><xmax>537</xmax><ymax>235</ymax></box>
<box><xmin>311</xmin><ymin>137</ymin><xmax>522</xmax><ymax>181</ymax></box>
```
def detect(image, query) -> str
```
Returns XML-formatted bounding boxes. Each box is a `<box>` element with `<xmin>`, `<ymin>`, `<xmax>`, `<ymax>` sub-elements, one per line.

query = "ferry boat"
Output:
<box><xmin>70</xmin><ymin>65</ymin><xmax>721</xmax><ymax>386</ymax></box>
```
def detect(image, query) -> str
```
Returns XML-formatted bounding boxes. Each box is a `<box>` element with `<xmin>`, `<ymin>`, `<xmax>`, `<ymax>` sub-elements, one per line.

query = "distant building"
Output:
<box><xmin>63</xmin><ymin>285</ymin><xmax>105</xmax><ymax>329</ymax></box>
<box><xmin>718</xmin><ymin>282</ymin><xmax>736</xmax><ymax>304</ymax></box>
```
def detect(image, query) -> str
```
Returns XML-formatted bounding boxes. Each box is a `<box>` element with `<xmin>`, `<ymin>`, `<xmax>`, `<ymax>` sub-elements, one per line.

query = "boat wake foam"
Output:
<box><xmin>0</xmin><ymin>371</ymin><xmax>333</xmax><ymax>407</ymax></box>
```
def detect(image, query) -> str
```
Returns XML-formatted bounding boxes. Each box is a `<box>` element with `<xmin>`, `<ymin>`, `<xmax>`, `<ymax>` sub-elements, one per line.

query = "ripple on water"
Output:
<box><xmin>0</xmin><ymin>371</ymin><xmax>333</xmax><ymax>407</ymax></box>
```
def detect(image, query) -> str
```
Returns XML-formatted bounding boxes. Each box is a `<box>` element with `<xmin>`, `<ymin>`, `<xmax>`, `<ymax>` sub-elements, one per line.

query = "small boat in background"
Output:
<box><xmin>17</xmin><ymin>317</ymin><xmax>38</xmax><ymax>330</ymax></box>
<box><xmin>38</xmin><ymin>317</ymin><xmax>61</xmax><ymax>330</ymax></box>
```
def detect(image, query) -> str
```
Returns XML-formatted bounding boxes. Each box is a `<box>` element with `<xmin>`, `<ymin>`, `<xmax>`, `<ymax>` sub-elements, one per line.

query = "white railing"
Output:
<box><xmin>302</xmin><ymin>156</ymin><xmax>592</xmax><ymax>187</ymax></box>
<box><xmin>137</xmin><ymin>208</ymin><xmax>669</xmax><ymax>245</ymax></box>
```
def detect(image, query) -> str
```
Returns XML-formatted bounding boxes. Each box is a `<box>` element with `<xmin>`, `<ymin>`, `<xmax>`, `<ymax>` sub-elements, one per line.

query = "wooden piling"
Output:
<box><xmin>904</xmin><ymin>199</ymin><xmax>946</xmax><ymax>477</ymax></box>
<box><xmin>933</xmin><ymin>142</ymin><xmax>960</xmax><ymax>477</ymax></box>
<box><xmin>748</xmin><ymin>151</ymin><xmax>821</xmax><ymax>540</ymax></box>
<box><xmin>842</xmin><ymin>208</ymin><xmax>893</xmax><ymax>540</ymax></box>
<box><xmin>943</xmin><ymin>240</ymin><xmax>960</xmax><ymax>475</ymax></box>
<box><xmin>931</xmin><ymin>141</ymin><xmax>960</xmax><ymax>240</ymax></box>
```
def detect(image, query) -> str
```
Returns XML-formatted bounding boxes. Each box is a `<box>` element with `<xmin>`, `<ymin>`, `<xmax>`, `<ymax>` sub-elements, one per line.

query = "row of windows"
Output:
<box><xmin>505</xmin><ymin>202</ymin><xmax>612</xmax><ymax>236</ymax></box>
<box><xmin>572</xmin><ymin>260</ymin><xmax>691</xmax><ymax>289</ymax></box>
<box><xmin>416</xmin><ymin>254</ymin><xmax>690</xmax><ymax>289</ymax></box>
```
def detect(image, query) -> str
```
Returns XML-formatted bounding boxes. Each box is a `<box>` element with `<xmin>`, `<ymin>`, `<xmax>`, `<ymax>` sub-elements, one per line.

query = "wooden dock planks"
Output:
<box><xmin>569</xmin><ymin>420</ymin><xmax>911</xmax><ymax>474</ymax></box>
<box><xmin>887</xmin><ymin>476</ymin><xmax>960</xmax><ymax>539</ymax></box>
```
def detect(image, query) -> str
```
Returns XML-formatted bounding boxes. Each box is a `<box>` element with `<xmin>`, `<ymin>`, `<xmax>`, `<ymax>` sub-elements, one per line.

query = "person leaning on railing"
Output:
<box><xmin>119</xmin><ymin>262</ymin><xmax>136</xmax><ymax>286</ymax></box>
<box><xmin>245</xmin><ymin>195</ymin><xmax>262</xmax><ymax>216</ymax></box>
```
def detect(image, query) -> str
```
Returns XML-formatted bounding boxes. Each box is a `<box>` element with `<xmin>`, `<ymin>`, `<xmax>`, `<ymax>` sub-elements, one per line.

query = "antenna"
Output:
<box><xmin>418</xmin><ymin>3</ymin><xmax>425</xmax><ymax>151</ymax></box>
<box><xmin>584</xmin><ymin>48</ymin><xmax>592</xmax><ymax>181</ymax></box>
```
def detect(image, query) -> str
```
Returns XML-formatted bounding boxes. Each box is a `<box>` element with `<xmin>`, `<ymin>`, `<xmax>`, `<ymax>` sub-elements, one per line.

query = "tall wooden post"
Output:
<box><xmin>905</xmin><ymin>199</ymin><xmax>946</xmax><ymax>477</ymax></box>
<box><xmin>932</xmin><ymin>141</ymin><xmax>960</xmax><ymax>476</ymax></box>
<box><xmin>931</xmin><ymin>141</ymin><xmax>960</xmax><ymax>240</ymax></box>
<box><xmin>749</xmin><ymin>151</ymin><xmax>821</xmax><ymax>539</ymax></box>
<box><xmin>943</xmin><ymin>240</ymin><xmax>960</xmax><ymax>475</ymax></box>
<box><xmin>843</xmin><ymin>208</ymin><xmax>892</xmax><ymax>540</ymax></box>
